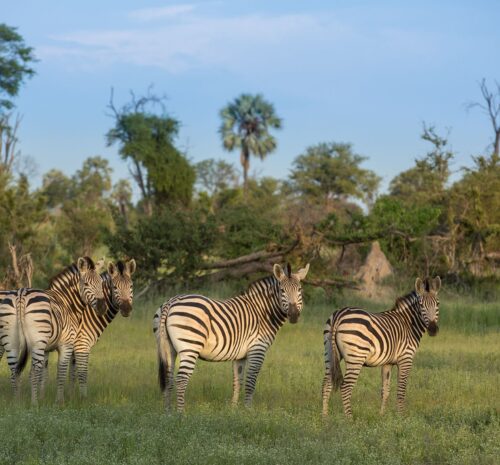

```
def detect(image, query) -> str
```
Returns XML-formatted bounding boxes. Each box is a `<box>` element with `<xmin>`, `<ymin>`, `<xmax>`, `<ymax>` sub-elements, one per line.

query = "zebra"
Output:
<box><xmin>321</xmin><ymin>276</ymin><xmax>441</xmax><ymax>418</ymax></box>
<box><xmin>0</xmin><ymin>288</ymin><xmax>51</xmax><ymax>399</ymax></box>
<box><xmin>42</xmin><ymin>259</ymin><xmax>136</xmax><ymax>398</ymax></box>
<box><xmin>154</xmin><ymin>262</ymin><xmax>310</xmax><ymax>413</ymax></box>
<box><xmin>14</xmin><ymin>257</ymin><xmax>106</xmax><ymax>405</ymax></box>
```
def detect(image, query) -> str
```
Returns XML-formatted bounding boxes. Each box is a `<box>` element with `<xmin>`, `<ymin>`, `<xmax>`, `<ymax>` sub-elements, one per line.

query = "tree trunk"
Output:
<box><xmin>240</xmin><ymin>147</ymin><xmax>249</xmax><ymax>198</ymax></box>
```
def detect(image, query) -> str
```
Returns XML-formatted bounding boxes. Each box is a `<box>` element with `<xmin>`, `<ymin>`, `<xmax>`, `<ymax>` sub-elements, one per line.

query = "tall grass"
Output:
<box><xmin>0</xmin><ymin>290</ymin><xmax>498</xmax><ymax>465</ymax></box>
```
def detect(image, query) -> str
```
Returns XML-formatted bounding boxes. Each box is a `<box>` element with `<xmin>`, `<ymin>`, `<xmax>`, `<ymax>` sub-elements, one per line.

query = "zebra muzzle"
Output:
<box><xmin>120</xmin><ymin>301</ymin><xmax>132</xmax><ymax>317</ymax></box>
<box><xmin>288</xmin><ymin>306</ymin><xmax>299</xmax><ymax>324</ymax></box>
<box><xmin>95</xmin><ymin>298</ymin><xmax>107</xmax><ymax>316</ymax></box>
<box><xmin>427</xmin><ymin>320</ymin><xmax>439</xmax><ymax>336</ymax></box>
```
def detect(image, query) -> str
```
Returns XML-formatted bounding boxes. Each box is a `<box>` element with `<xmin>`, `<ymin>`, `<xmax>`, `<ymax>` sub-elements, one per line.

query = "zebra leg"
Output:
<box><xmin>74</xmin><ymin>351</ymin><xmax>90</xmax><ymax>398</ymax></box>
<box><xmin>68</xmin><ymin>352</ymin><xmax>77</xmax><ymax>386</ymax></box>
<box><xmin>380</xmin><ymin>364</ymin><xmax>392</xmax><ymax>415</ymax></box>
<box><xmin>56</xmin><ymin>344</ymin><xmax>73</xmax><ymax>404</ymax></box>
<box><xmin>340</xmin><ymin>361</ymin><xmax>363</xmax><ymax>418</ymax></box>
<box><xmin>29</xmin><ymin>342</ymin><xmax>47</xmax><ymax>406</ymax></box>
<box><xmin>39</xmin><ymin>353</ymin><xmax>49</xmax><ymax>400</ymax></box>
<box><xmin>244</xmin><ymin>348</ymin><xmax>266</xmax><ymax>407</ymax></box>
<box><xmin>396</xmin><ymin>359</ymin><xmax>413</xmax><ymax>414</ymax></box>
<box><xmin>231</xmin><ymin>359</ymin><xmax>246</xmax><ymax>406</ymax></box>
<box><xmin>176</xmin><ymin>349</ymin><xmax>200</xmax><ymax>413</ymax></box>
<box><xmin>5</xmin><ymin>346</ymin><xmax>21</xmax><ymax>399</ymax></box>
<box><xmin>0</xmin><ymin>344</ymin><xmax>4</xmax><ymax>363</ymax></box>
<box><xmin>164</xmin><ymin>344</ymin><xmax>177</xmax><ymax>413</ymax></box>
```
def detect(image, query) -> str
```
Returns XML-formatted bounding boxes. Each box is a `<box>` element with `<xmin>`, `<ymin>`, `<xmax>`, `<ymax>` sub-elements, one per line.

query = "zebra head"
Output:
<box><xmin>77</xmin><ymin>257</ymin><xmax>106</xmax><ymax>316</ymax></box>
<box><xmin>273</xmin><ymin>263</ymin><xmax>310</xmax><ymax>324</ymax></box>
<box><xmin>108</xmin><ymin>259</ymin><xmax>136</xmax><ymax>317</ymax></box>
<box><xmin>415</xmin><ymin>276</ymin><xmax>441</xmax><ymax>336</ymax></box>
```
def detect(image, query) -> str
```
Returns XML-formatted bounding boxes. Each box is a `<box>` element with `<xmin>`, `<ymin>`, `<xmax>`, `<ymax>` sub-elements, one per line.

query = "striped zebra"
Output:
<box><xmin>0</xmin><ymin>288</ymin><xmax>51</xmax><ymax>399</ymax></box>
<box><xmin>154</xmin><ymin>262</ymin><xmax>310</xmax><ymax>413</ymax></box>
<box><xmin>321</xmin><ymin>276</ymin><xmax>441</xmax><ymax>417</ymax></box>
<box><xmin>46</xmin><ymin>259</ymin><xmax>136</xmax><ymax>398</ymax></box>
<box><xmin>14</xmin><ymin>257</ymin><xmax>106</xmax><ymax>405</ymax></box>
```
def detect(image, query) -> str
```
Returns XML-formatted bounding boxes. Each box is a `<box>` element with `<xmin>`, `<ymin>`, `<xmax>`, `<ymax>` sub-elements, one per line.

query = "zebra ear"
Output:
<box><xmin>415</xmin><ymin>277</ymin><xmax>425</xmax><ymax>294</ymax></box>
<box><xmin>293</xmin><ymin>263</ymin><xmax>310</xmax><ymax>281</ymax></box>
<box><xmin>126</xmin><ymin>259</ymin><xmax>136</xmax><ymax>276</ymax></box>
<box><xmin>273</xmin><ymin>264</ymin><xmax>286</xmax><ymax>281</ymax></box>
<box><xmin>77</xmin><ymin>257</ymin><xmax>89</xmax><ymax>274</ymax></box>
<box><xmin>431</xmin><ymin>276</ymin><xmax>441</xmax><ymax>293</ymax></box>
<box><xmin>108</xmin><ymin>261</ymin><xmax>117</xmax><ymax>277</ymax></box>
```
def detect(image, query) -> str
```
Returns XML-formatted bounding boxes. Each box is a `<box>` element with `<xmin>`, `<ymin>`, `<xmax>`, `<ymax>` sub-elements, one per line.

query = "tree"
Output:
<box><xmin>0</xmin><ymin>24</ymin><xmax>36</xmax><ymax>113</ymax></box>
<box><xmin>219</xmin><ymin>94</ymin><xmax>282</xmax><ymax>195</ymax></box>
<box><xmin>288</xmin><ymin>142</ymin><xmax>380</xmax><ymax>207</ymax></box>
<box><xmin>389</xmin><ymin>124</ymin><xmax>454</xmax><ymax>206</ymax></box>
<box><xmin>195</xmin><ymin>158</ymin><xmax>239</xmax><ymax>197</ymax></box>
<box><xmin>106</xmin><ymin>89</ymin><xmax>195</xmax><ymax>214</ymax></box>
<box><xmin>467</xmin><ymin>79</ymin><xmax>500</xmax><ymax>159</ymax></box>
<box><xmin>47</xmin><ymin>157</ymin><xmax>114</xmax><ymax>257</ymax></box>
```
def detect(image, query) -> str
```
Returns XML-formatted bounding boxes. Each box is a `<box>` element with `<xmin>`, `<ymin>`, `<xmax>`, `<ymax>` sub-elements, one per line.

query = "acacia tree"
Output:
<box><xmin>289</xmin><ymin>142</ymin><xmax>380</xmax><ymax>207</ymax></box>
<box><xmin>106</xmin><ymin>88</ymin><xmax>195</xmax><ymax>215</ymax></box>
<box><xmin>219</xmin><ymin>94</ymin><xmax>282</xmax><ymax>195</ymax></box>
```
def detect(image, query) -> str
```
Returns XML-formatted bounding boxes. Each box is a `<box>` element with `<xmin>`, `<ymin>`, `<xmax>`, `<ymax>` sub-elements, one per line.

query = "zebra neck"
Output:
<box><xmin>243</xmin><ymin>276</ymin><xmax>287</xmax><ymax>332</ymax></box>
<box><xmin>47</xmin><ymin>264</ymin><xmax>86</xmax><ymax>313</ymax></box>
<box><xmin>393</xmin><ymin>291</ymin><xmax>427</xmax><ymax>340</ymax></box>
<box><xmin>101</xmin><ymin>272</ymin><xmax>119</xmax><ymax>322</ymax></box>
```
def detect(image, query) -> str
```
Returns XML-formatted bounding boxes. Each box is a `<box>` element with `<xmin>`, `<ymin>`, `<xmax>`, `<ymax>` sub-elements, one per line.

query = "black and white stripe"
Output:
<box><xmin>0</xmin><ymin>288</ymin><xmax>51</xmax><ymax>401</ymax></box>
<box><xmin>154</xmin><ymin>263</ymin><xmax>310</xmax><ymax>412</ymax></box>
<box><xmin>14</xmin><ymin>257</ymin><xmax>106</xmax><ymax>405</ymax></box>
<box><xmin>321</xmin><ymin>276</ymin><xmax>441</xmax><ymax>417</ymax></box>
<box><xmin>64</xmin><ymin>259</ymin><xmax>136</xmax><ymax>397</ymax></box>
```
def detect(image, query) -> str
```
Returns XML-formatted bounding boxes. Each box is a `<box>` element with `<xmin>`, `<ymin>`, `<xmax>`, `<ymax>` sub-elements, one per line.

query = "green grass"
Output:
<box><xmin>0</xmin><ymin>292</ymin><xmax>498</xmax><ymax>465</ymax></box>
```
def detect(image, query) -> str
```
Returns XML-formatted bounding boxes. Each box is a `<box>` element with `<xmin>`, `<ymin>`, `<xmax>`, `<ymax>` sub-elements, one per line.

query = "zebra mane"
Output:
<box><xmin>48</xmin><ymin>262</ymin><xmax>79</xmax><ymax>288</ymax></box>
<box><xmin>393</xmin><ymin>290</ymin><xmax>419</xmax><ymax>311</ymax></box>
<box><xmin>244</xmin><ymin>275</ymin><xmax>278</xmax><ymax>297</ymax></box>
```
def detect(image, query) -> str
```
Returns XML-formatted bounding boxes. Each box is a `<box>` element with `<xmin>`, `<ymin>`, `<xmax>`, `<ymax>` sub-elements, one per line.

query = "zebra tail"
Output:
<box><xmin>157</xmin><ymin>304</ymin><xmax>170</xmax><ymax>393</ymax></box>
<box><xmin>326</xmin><ymin>316</ymin><xmax>343</xmax><ymax>391</ymax></box>
<box><xmin>15</xmin><ymin>290</ymin><xmax>29</xmax><ymax>376</ymax></box>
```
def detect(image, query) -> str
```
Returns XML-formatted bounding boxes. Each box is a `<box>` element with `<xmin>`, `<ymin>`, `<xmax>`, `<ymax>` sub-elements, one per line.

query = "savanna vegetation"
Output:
<box><xmin>0</xmin><ymin>291</ymin><xmax>498</xmax><ymax>465</ymax></box>
<box><xmin>0</xmin><ymin>21</ymin><xmax>498</xmax><ymax>465</ymax></box>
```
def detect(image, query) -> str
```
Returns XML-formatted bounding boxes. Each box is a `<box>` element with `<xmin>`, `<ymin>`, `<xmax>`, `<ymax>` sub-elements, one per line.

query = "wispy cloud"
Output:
<box><xmin>128</xmin><ymin>4</ymin><xmax>196</xmax><ymax>22</ymax></box>
<box><xmin>38</xmin><ymin>8</ymin><xmax>443</xmax><ymax>76</ymax></box>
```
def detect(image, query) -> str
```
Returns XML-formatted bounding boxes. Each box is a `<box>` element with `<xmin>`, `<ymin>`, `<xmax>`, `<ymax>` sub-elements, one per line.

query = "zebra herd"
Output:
<box><xmin>0</xmin><ymin>257</ymin><xmax>441</xmax><ymax>417</ymax></box>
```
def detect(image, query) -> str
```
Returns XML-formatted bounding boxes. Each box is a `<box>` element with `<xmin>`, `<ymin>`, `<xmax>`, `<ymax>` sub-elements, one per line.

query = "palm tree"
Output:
<box><xmin>219</xmin><ymin>94</ymin><xmax>282</xmax><ymax>195</ymax></box>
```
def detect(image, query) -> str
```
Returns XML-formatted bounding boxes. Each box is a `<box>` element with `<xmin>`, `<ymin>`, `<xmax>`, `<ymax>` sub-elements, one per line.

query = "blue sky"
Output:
<box><xmin>4</xmin><ymin>0</ymin><xmax>500</xmax><ymax>192</ymax></box>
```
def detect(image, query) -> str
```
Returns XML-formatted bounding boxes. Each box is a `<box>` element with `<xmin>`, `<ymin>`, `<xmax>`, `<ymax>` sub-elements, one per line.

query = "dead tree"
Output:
<box><xmin>1</xmin><ymin>243</ymin><xmax>34</xmax><ymax>289</ymax></box>
<box><xmin>0</xmin><ymin>113</ymin><xmax>22</xmax><ymax>175</ymax></box>
<box><xmin>467</xmin><ymin>79</ymin><xmax>500</xmax><ymax>159</ymax></box>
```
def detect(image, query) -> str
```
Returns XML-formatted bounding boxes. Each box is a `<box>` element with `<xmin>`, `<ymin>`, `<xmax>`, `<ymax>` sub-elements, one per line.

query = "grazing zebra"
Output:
<box><xmin>321</xmin><ymin>276</ymin><xmax>441</xmax><ymax>417</ymax></box>
<box><xmin>0</xmin><ymin>288</ymin><xmax>51</xmax><ymax>399</ymax></box>
<box><xmin>50</xmin><ymin>259</ymin><xmax>136</xmax><ymax>398</ymax></box>
<box><xmin>15</xmin><ymin>257</ymin><xmax>106</xmax><ymax>405</ymax></box>
<box><xmin>154</xmin><ymin>262</ymin><xmax>310</xmax><ymax>413</ymax></box>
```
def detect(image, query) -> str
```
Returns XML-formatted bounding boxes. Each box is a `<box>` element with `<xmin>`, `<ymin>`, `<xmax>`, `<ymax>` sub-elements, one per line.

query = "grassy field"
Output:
<box><xmin>0</xmin><ymin>289</ymin><xmax>498</xmax><ymax>465</ymax></box>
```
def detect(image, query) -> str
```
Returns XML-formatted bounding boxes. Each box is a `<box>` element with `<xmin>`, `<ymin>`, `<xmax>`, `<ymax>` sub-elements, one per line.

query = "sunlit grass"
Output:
<box><xmin>0</xmin><ymin>293</ymin><xmax>498</xmax><ymax>464</ymax></box>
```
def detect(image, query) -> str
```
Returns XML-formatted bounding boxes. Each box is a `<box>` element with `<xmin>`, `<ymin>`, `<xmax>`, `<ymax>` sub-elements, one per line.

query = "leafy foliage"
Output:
<box><xmin>0</xmin><ymin>24</ymin><xmax>36</xmax><ymax>112</ymax></box>
<box><xmin>289</xmin><ymin>142</ymin><xmax>380</xmax><ymax>206</ymax></box>
<box><xmin>219</xmin><ymin>94</ymin><xmax>282</xmax><ymax>192</ymax></box>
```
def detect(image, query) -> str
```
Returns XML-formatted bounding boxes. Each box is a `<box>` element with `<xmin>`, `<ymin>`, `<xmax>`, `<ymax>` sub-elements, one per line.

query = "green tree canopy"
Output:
<box><xmin>389</xmin><ymin>125</ymin><xmax>454</xmax><ymax>206</ymax></box>
<box><xmin>106</xmin><ymin>90</ymin><xmax>195</xmax><ymax>214</ymax></box>
<box><xmin>289</xmin><ymin>142</ymin><xmax>380</xmax><ymax>207</ymax></box>
<box><xmin>219</xmin><ymin>93</ymin><xmax>282</xmax><ymax>194</ymax></box>
<box><xmin>0</xmin><ymin>24</ymin><xmax>36</xmax><ymax>112</ymax></box>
